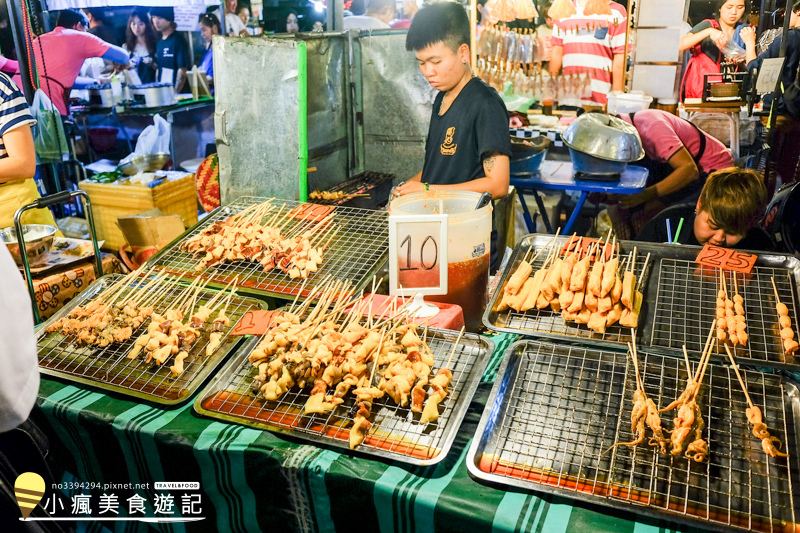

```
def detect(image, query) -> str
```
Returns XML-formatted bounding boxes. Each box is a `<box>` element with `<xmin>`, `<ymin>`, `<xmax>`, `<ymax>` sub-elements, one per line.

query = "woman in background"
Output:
<box><xmin>285</xmin><ymin>10</ymin><xmax>300</xmax><ymax>33</ymax></box>
<box><xmin>198</xmin><ymin>13</ymin><xmax>222</xmax><ymax>82</ymax></box>
<box><xmin>124</xmin><ymin>8</ymin><xmax>157</xmax><ymax>84</ymax></box>
<box><xmin>0</xmin><ymin>73</ymin><xmax>58</xmax><ymax>229</ymax></box>
<box><xmin>679</xmin><ymin>0</ymin><xmax>750</xmax><ymax>100</ymax></box>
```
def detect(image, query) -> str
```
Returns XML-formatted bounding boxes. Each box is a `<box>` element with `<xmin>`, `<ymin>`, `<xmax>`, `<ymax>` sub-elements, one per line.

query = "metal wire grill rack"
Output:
<box><xmin>486</xmin><ymin>235</ymin><xmax>652</xmax><ymax>347</ymax></box>
<box><xmin>36</xmin><ymin>274</ymin><xmax>263</xmax><ymax>404</ymax></box>
<box><xmin>150</xmin><ymin>197</ymin><xmax>389</xmax><ymax>300</ymax></box>
<box><xmin>470</xmin><ymin>340</ymin><xmax>799</xmax><ymax>532</ymax></box>
<box><xmin>649</xmin><ymin>259</ymin><xmax>800</xmax><ymax>368</ymax></box>
<box><xmin>195</xmin><ymin>325</ymin><xmax>489</xmax><ymax>465</ymax></box>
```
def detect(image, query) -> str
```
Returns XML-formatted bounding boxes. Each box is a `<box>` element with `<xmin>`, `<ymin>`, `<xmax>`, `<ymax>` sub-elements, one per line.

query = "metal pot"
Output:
<box><xmin>86</xmin><ymin>84</ymin><xmax>113</xmax><ymax>109</ymax></box>
<box><xmin>562</xmin><ymin>113</ymin><xmax>644</xmax><ymax>163</ymax></box>
<box><xmin>568</xmin><ymin>147</ymin><xmax>629</xmax><ymax>176</ymax></box>
<box><xmin>117</xmin><ymin>153</ymin><xmax>171</xmax><ymax>176</ymax></box>
<box><xmin>130</xmin><ymin>83</ymin><xmax>176</xmax><ymax>108</ymax></box>
<box><xmin>0</xmin><ymin>224</ymin><xmax>58</xmax><ymax>265</ymax></box>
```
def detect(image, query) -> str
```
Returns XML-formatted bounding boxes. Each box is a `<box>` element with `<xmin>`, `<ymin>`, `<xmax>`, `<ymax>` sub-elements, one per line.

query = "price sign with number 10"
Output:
<box><xmin>388</xmin><ymin>214</ymin><xmax>448</xmax><ymax>296</ymax></box>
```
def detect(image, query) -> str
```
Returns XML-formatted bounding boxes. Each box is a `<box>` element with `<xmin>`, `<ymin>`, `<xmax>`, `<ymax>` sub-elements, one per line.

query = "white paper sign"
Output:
<box><xmin>637</xmin><ymin>0</ymin><xmax>686</xmax><ymax>27</ymax></box>
<box><xmin>634</xmin><ymin>29</ymin><xmax>682</xmax><ymax>63</ymax></box>
<box><xmin>389</xmin><ymin>214</ymin><xmax>448</xmax><ymax>297</ymax></box>
<box><xmin>631</xmin><ymin>65</ymin><xmax>679</xmax><ymax>100</ymax></box>
<box><xmin>756</xmin><ymin>58</ymin><xmax>786</xmax><ymax>94</ymax></box>
<box><xmin>160</xmin><ymin>67</ymin><xmax>175</xmax><ymax>85</ymax></box>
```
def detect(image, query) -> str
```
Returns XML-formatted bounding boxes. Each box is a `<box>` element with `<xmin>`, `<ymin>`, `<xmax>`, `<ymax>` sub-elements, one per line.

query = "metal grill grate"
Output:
<box><xmin>486</xmin><ymin>235</ymin><xmax>652</xmax><ymax>347</ymax></box>
<box><xmin>469</xmin><ymin>340</ymin><xmax>799</xmax><ymax>532</ymax></box>
<box><xmin>650</xmin><ymin>259</ymin><xmax>800</xmax><ymax>369</ymax></box>
<box><xmin>36</xmin><ymin>274</ymin><xmax>263</xmax><ymax>404</ymax></box>
<box><xmin>195</xmin><ymin>325</ymin><xmax>490</xmax><ymax>465</ymax></box>
<box><xmin>150</xmin><ymin>197</ymin><xmax>389</xmax><ymax>300</ymax></box>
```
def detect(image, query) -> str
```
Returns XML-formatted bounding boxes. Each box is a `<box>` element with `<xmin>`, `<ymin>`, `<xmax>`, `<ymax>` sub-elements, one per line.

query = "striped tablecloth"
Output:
<box><xmin>32</xmin><ymin>332</ymin><xmax>697</xmax><ymax>533</ymax></box>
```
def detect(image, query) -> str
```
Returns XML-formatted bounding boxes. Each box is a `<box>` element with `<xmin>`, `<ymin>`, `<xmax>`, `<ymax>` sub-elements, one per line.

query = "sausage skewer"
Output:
<box><xmin>771</xmin><ymin>277</ymin><xmax>799</xmax><ymax>354</ymax></box>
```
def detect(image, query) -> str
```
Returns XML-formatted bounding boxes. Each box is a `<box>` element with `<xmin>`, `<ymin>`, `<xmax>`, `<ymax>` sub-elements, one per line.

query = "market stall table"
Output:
<box><xmin>510</xmin><ymin>160</ymin><xmax>648</xmax><ymax>234</ymax></box>
<box><xmin>31</xmin><ymin>332</ymin><xmax>704</xmax><ymax>533</ymax></box>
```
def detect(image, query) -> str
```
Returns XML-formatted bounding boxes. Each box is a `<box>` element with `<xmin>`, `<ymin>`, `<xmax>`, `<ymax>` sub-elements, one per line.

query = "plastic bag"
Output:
<box><xmin>31</xmin><ymin>89</ymin><xmax>68</xmax><ymax>165</ymax></box>
<box><xmin>120</xmin><ymin>114</ymin><xmax>171</xmax><ymax>165</ymax></box>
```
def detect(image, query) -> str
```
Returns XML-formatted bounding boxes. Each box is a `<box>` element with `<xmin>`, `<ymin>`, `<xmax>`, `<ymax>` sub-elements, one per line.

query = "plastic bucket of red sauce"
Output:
<box><xmin>389</xmin><ymin>190</ymin><xmax>492</xmax><ymax>331</ymax></box>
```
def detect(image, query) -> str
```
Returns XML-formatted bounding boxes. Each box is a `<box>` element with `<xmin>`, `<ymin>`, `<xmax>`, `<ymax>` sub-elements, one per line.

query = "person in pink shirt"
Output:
<box><xmin>609</xmin><ymin>108</ymin><xmax>734</xmax><ymax>238</ymax></box>
<box><xmin>13</xmin><ymin>9</ymin><xmax>129</xmax><ymax>116</ymax></box>
<box><xmin>0</xmin><ymin>56</ymin><xmax>19</xmax><ymax>76</ymax></box>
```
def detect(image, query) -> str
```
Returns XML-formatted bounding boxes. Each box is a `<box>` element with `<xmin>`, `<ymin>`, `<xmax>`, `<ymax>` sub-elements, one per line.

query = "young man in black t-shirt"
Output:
<box><xmin>396</xmin><ymin>2</ymin><xmax>512</xmax><ymax>269</ymax></box>
<box><xmin>150</xmin><ymin>7</ymin><xmax>191</xmax><ymax>93</ymax></box>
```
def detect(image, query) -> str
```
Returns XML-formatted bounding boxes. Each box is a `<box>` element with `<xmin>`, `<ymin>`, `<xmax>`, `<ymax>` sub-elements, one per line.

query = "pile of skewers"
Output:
<box><xmin>608</xmin><ymin>323</ymin><xmax>790</xmax><ymax>462</ymax></box>
<box><xmin>716</xmin><ymin>270</ymin><xmax>748</xmax><ymax>347</ymax></box>
<box><xmin>44</xmin><ymin>266</ymin><xmax>241</xmax><ymax>378</ymax></box>
<box><xmin>247</xmin><ymin>277</ymin><xmax>465</xmax><ymax>450</ymax></box>
<box><xmin>46</xmin><ymin>265</ymin><xmax>168</xmax><ymax>347</ymax></box>
<box><xmin>179</xmin><ymin>200</ymin><xmax>339</xmax><ymax>280</ymax></box>
<box><xmin>127</xmin><ymin>276</ymin><xmax>239</xmax><ymax>377</ymax></box>
<box><xmin>772</xmin><ymin>277</ymin><xmax>799</xmax><ymax>355</ymax></box>
<box><xmin>498</xmin><ymin>232</ymin><xmax>649</xmax><ymax>335</ymax></box>
<box><xmin>606</xmin><ymin>324</ymin><xmax>716</xmax><ymax>462</ymax></box>
<box><xmin>308</xmin><ymin>190</ymin><xmax>368</xmax><ymax>201</ymax></box>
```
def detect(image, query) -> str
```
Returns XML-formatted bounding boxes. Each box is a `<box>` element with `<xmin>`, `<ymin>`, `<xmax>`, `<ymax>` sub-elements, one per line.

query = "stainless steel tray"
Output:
<box><xmin>148</xmin><ymin>196</ymin><xmax>389</xmax><ymax>301</ymax></box>
<box><xmin>643</xmin><ymin>245</ymin><xmax>800</xmax><ymax>370</ymax></box>
<box><xmin>467</xmin><ymin>339</ymin><xmax>800</xmax><ymax>532</ymax></box>
<box><xmin>484</xmin><ymin>234</ymin><xmax>654</xmax><ymax>348</ymax></box>
<box><xmin>194</xmin><ymin>325</ymin><xmax>491</xmax><ymax>466</ymax></box>
<box><xmin>36</xmin><ymin>274</ymin><xmax>266</xmax><ymax>405</ymax></box>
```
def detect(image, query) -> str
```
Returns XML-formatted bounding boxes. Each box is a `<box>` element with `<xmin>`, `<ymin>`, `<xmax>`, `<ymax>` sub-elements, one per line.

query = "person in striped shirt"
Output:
<box><xmin>0</xmin><ymin>73</ymin><xmax>58</xmax><ymax>230</ymax></box>
<box><xmin>548</xmin><ymin>0</ymin><xmax>628</xmax><ymax>106</ymax></box>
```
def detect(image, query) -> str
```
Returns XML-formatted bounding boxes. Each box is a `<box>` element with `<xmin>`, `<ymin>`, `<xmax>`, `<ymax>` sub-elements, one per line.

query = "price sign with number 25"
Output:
<box><xmin>695</xmin><ymin>244</ymin><xmax>757</xmax><ymax>273</ymax></box>
<box><xmin>388</xmin><ymin>214</ymin><xmax>448</xmax><ymax>296</ymax></box>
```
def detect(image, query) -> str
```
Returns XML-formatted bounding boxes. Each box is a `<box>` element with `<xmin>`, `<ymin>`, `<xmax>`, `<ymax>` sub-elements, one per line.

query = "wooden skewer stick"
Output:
<box><xmin>445</xmin><ymin>326</ymin><xmax>467</xmax><ymax>370</ymax></box>
<box><xmin>694</xmin><ymin>320</ymin><xmax>717</xmax><ymax>389</ymax></box>
<box><xmin>733</xmin><ymin>271</ymin><xmax>739</xmax><ymax>297</ymax></box>
<box><xmin>771</xmin><ymin>277</ymin><xmax>781</xmax><ymax>303</ymax></box>
<box><xmin>682</xmin><ymin>345</ymin><xmax>694</xmax><ymax>379</ymax></box>
<box><xmin>627</xmin><ymin>340</ymin><xmax>644</xmax><ymax>392</ymax></box>
<box><xmin>636</xmin><ymin>252</ymin><xmax>651</xmax><ymax>292</ymax></box>
<box><xmin>368</xmin><ymin>327</ymin><xmax>388</xmax><ymax>386</ymax></box>
<box><xmin>723</xmin><ymin>344</ymin><xmax>754</xmax><ymax>410</ymax></box>
<box><xmin>562</xmin><ymin>233</ymin><xmax>577</xmax><ymax>259</ymax></box>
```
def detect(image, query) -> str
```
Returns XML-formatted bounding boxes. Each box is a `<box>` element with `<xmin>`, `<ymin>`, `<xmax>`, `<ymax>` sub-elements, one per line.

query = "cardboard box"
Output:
<box><xmin>117</xmin><ymin>209</ymin><xmax>186</xmax><ymax>248</ymax></box>
<box><xmin>79</xmin><ymin>174</ymin><xmax>197</xmax><ymax>250</ymax></box>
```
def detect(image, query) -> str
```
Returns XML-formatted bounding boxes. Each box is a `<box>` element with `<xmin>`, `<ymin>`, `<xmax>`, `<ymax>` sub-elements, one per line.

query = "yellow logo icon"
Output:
<box><xmin>15</xmin><ymin>472</ymin><xmax>45</xmax><ymax>519</ymax></box>
<box><xmin>440</xmin><ymin>126</ymin><xmax>457</xmax><ymax>156</ymax></box>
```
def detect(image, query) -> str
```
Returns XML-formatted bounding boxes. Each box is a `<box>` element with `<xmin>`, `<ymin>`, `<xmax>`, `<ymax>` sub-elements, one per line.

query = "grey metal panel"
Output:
<box><xmin>360</xmin><ymin>33</ymin><xmax>435</xmax><ymax>180</ymax></box>
<box><xmin>213</xmin><ymin>37</ymin><xmax>301</xmax><ymax>203</ymax></box>
<box><xmin>305</xmin><ymin>36</ymin><xmax>350</xmax><ymax>191</ymax></box>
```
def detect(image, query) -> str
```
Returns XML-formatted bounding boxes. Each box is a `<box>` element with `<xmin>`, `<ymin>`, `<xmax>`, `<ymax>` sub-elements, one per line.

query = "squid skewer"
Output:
<box><xmin>723</xmin><ymin>345</ymin><xmax>789</xmax><ymax>458</ymax></box>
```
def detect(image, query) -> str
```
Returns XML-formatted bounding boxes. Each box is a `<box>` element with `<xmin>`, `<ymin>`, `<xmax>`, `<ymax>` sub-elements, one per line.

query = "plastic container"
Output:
<box><xmin>389</xmin><ymin>191</ymin><xmax>492</xmax><ymax>331</ymax></box>
<box><xmin>606</xmin><ymin>91</ymin><xmax>654</xmax><ymax>115</ymax></box>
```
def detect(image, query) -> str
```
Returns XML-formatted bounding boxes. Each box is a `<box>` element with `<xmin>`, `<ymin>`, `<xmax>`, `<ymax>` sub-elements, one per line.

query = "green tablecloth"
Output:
<box><xmin>32</xmin><ymin>332</ymin><xmax>696</xmax><ymax>533</ymax></box>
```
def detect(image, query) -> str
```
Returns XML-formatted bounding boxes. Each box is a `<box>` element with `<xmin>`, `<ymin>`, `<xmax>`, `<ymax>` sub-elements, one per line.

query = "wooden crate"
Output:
<box><xmin>79</xmin><ymin>175</ymin><xmax>198</xmax><ymax>250</ymax></box>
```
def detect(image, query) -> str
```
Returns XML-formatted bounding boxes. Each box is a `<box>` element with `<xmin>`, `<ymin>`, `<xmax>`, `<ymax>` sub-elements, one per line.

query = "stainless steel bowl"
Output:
<box><xmin>0</xmin><ymin>224</ymin><xmax>58</xmax><ymax>265</ymax></box>
<box><xmin>117</xmin><ymin>153</ymin><xmax>171</xmax><ymax>176</ymax></box>
<box><xmin>562</xmin><ymin>113</ymin><xmax>644</xmax><ymax>162</ymax></box>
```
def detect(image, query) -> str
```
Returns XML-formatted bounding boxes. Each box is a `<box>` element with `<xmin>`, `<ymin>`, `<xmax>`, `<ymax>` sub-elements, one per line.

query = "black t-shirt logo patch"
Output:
<box><xmin>440</xmin><ymin>127</ymin><xmax>457</xmax><ymax>156</ymax></box>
